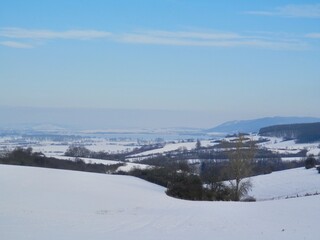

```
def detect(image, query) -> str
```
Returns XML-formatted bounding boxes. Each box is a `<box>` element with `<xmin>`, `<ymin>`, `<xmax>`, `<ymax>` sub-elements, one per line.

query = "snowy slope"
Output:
<box><xmin>249</xmin><ymin>167</ymin><xmax>320</xmax><ymax>200</ymax></box>
<box><xmin>257</xmin><ymin>136</ymin><xmax>320</xmax><ymax>156</ymax></box>
<box><xmin>1</xmin><ymin>165</ymin><xmax>319</xmax><ymax>240</ymax></box>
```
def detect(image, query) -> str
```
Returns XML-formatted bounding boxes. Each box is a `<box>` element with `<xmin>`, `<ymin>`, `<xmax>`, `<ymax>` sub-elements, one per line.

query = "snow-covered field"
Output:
<box><xmin>52</xmin><ymin>155</ymin><xmax>151</xmax><ymax>172</ymax></box>
<box><xmin>223</xmin><ymin>135</ymin><xmax>320</xmax><ymax>161</ymax></box>
<box><xmin>1</xmin><ymin>134</ymin><xmax>319</xmax><ymax>161</ymax></box>
<box><xmin>31</xmin><ymin>139</ymin><xmax>138</xmax><ymax>156</ymax></box>
<box><xmin>1</xmin><ymin>164</ymin><xmax>319</xmax><ymax>240</ymax></box>
<box><xmin>249</xmin><ymin>167</ymin><xmax>320</xmax><ymax>200</ymax></box>
<box><xmin>0</xmin><ymin>136</ymin><xmax>139</xmax><ymax>157</ymax></box>
<box><xmin>129</xmin><ymin>141</ymin><xmax>197</xmax><ymax>157</ymax></box>
<box><xmin>128</xmin><ymin>140</ymin><xmax>215</xmax><ymax>160</ymax></box>
<box><xmin>257</xmin><ymin>136</ymin><xmax>320</xmax><ymax>156</ymax></box>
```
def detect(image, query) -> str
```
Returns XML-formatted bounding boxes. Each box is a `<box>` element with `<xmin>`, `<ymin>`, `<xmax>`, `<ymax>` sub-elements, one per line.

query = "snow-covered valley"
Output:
<box><xmin>1</xmin><ymin>133</ymin><xmax>319</xmax><ymax>177</ymax></box>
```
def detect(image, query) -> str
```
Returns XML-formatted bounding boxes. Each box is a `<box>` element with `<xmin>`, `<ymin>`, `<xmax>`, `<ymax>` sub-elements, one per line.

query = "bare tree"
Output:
<box><xmin>196</xmin><ymin>139</ymin><xmax>201</xmax><ymax>149</ymax></box>
<box><xmin>226</xmin><ymin>135</ymin><xmax>256</xmax><ymax>201</ymax></box>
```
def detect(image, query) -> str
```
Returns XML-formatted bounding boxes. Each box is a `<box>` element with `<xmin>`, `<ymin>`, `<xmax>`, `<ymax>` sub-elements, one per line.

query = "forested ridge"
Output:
<box><xmin>259</xmin><ymin>122</ymin><xmax>320</xmax><ymax>143</ymax></box>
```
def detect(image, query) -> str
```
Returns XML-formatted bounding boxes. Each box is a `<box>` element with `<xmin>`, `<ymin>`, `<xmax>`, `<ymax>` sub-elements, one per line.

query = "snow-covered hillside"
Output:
<box><xmin>1</xmin><ymin>165</ymin><xmax>319</xmax><ymax>240</ymax></box>
<box><xmin>249</xmin><ymin>167</ymin><xmax>320</xmax><ymax>200</ymax></box>
<box><xmin>257</xmin><ymin>136</ymin><xmax>320</xmax><ymax>156</ymax></box>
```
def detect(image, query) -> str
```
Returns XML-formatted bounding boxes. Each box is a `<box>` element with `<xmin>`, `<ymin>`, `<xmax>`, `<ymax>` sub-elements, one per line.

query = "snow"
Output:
<box><xmin>31</xmin><ymin>139</ymin><xmax>137</xmax><ymax>157</ymax></box>
<box><xmin>30</xmin><ymin>144</ymin><xmax>69</xmax><ymax>156</ymax></box>
<box><xmin>1</xmin><ymin>164</ymin><xmax>319</xmax><ymax>240</ymax></box>
<box><xmin>116</xmin><ymin>162</ymin><xmax>152</xmax><ymax>172</ymax></box>
<box><xmin>52</xmin><ymin>155</ymin><xmax>121</xmax><ymax>165</ymax></box>
<box><xmin>129</xmin><ymin>140</ymin><xmax>215</xmax><ymax>158</ymax></box>
<box><xmin>0</xmin><ymin>136</ymin><xmax>138</xmax><ymax>157</ymax></box>
<box><xmin>51</xmin><ymin>155</ymin><xmax>151</xmax><ymax>172</ymax></box>
<box><xmin>257</xmin><ymin>136</ymin><xmax>320</xmax><ymax>156</ymax></box>
<box><xmin>249</xmin><ymin>167</ymin><xmax>320</xmax><ymax>201</ymax></box>
<box><xmin>281</xmin><ymin>157</ymin><xmax>304</xmax><ymax>162</ymax></box>
<box><xmin>129</xmin><ymin>142</ymin><xmax>196</xmax><ymax>157</ymax></box>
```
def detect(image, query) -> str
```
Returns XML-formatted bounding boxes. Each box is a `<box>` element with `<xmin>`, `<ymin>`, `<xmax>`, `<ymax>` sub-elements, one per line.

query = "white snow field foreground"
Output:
<box><xmin>1</xmin><ymin>165</ymin><xmax>319</xmax><ymax>240</ymax></box>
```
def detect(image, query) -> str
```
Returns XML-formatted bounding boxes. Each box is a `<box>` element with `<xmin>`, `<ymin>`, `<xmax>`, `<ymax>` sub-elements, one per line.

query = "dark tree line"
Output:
<box><xmin>65</xmin><ymin>145</ymin><xmax>168</xmax><ymax>161</ymax></box>
<box><xmin>0</xmin><ymin>147</ymin><xmax>123</xmax><ymax>174</ymax></box>
<box><xmin>65</xmin><ymin>146</ymin><xmax>126</xmax><ymax>161</ymax></box>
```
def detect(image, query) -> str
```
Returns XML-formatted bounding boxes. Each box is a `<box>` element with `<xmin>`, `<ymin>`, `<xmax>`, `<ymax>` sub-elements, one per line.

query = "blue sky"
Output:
<box><xmin>0</xmin><ymin>0</ymin><xmax>319</xmax><ymax>128</ymax></box>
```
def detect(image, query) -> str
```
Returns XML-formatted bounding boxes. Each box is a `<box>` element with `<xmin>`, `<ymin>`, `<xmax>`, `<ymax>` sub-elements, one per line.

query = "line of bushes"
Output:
<box><xmin>0</xmin><ymin>147</ymin><xmax>123</xmax><ymax>174</ymax></box>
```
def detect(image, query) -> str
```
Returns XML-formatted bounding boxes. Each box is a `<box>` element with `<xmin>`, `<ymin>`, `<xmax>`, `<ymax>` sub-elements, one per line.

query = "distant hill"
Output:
<box><xmin>259</xmin><ymin>122</ymin><xmax>320</xmax><ymax>143</ymax></box>
<box><xmin>206</xmin><ymin>117</ymin><xmax>320</xmax><ymax>134</ymax></box>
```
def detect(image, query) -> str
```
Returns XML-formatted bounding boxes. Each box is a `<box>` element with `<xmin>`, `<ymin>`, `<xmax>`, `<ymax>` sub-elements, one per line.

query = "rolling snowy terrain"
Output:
<box><xmin>1</xmin><ymin>130</ymin><xmax>319</xmax><ymax>160</ymax></box>
<box><xmin>1</xmin><ymin>164</ymin><xmax>319</xmax><ymax>240</ymax></box>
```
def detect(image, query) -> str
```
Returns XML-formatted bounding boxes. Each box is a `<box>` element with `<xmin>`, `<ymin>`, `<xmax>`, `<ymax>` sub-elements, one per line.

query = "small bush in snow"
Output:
<box><xmin>305</xmin><ymin>155</ymin><xmax>316</xmax><ymax>169</ymax></box>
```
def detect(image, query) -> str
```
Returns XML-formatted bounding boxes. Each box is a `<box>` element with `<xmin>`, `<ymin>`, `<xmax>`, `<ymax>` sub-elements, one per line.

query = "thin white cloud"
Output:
<box><xmin>0</xmin><ymin>27</ymin><xmax>310</xmax><ymax>50</ymax></box>
<box><xmin>119</xmin><ymin>30</ymin><xmax>308</xmax><ymax>50</ymax></box>
<box><xmin>139</xmin><ymin>30</ymin><xmax>244</xmax><ymax>40</ymax></box>
<box><xmin>0</xmin><ymin>41</ymin><xmax>33</xmax><ymax>49</ymax></box>
<box><xmin>305</xmin><ymin>33</ymin><xmax>320</xmax><ymax>39</ymax></box>
<box><xmin>0</xmin><ymin>28</ymin><xmax>112</xmax><ymax>40</ymax></box>
<box><xmin>245</xmin><ymin>4</ymin><xmax>320</xmax><ymax>18</ymax></box>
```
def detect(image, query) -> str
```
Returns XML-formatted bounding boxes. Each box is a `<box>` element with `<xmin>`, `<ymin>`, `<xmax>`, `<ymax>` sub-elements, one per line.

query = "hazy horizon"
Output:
<box><xmin>1</xmin><ymin>106</ymin><xmax>320</xmax><ymax>131</ymax></box>
<box><xmin>0</xmin><ymin>106</ymin><xmax>236</xmax><ymax>129</ymax></box>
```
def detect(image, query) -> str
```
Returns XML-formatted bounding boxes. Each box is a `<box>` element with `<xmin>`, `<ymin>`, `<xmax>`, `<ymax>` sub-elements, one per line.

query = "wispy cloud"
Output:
<box><xmin>305</xmin><ymin>33</ymin><xmax>320</xmax><ymax>39</ymax></box>
<box><xmin>0</xmin><ymin>27</ymin><xmax>309</xmax><ymax>50</ymax></box>
<box><xmin>245</xmin><ymin>4</ymin><xmax>320</xmax><ymax>18</ymax></box>
<box><xmin>0</xmin><ymin>28</ymin><xmax>112</xmax><ymax>40</ymax></box>
<box><xmin>0</xmin><ymin>41</ymin><xmax>33</xmax><ymax>49</ymax></box>
<box><xmin>119</xmin><ymin>31</ymin><xmax>242</xmax><ymax>47</ymax></box>
<box><xmin>118</xmin><ymin>30</ymin><xmax>308</xmax><ymax>50</ymax></box>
